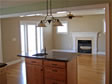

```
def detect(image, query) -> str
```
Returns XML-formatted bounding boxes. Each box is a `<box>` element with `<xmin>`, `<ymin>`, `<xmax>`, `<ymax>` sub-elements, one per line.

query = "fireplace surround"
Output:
<box><xmin>72</xmin><ymin>32</ymin><xmax>98</xmax><ymax>54</ymax></box>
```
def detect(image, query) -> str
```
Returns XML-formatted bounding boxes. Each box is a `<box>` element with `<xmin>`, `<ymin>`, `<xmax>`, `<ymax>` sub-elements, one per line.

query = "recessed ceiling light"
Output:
<box><xmin>57</xmin><ymin>11</ymin><xmax>67</xmax><ymax>14</ymax></box>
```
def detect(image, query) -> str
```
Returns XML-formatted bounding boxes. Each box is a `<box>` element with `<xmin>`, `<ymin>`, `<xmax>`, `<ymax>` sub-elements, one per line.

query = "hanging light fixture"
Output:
<box><xmin>38</xmin><ymin>0</ymin><xmax>63</xmax><ymax>27</ymax></box>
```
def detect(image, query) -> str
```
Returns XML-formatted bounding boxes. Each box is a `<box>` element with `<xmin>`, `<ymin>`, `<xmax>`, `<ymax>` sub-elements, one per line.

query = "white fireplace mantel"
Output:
<box><xmin>72</xmin><ymin>32</ymin><xmax>98</xmax><ymax>54</ymax></box>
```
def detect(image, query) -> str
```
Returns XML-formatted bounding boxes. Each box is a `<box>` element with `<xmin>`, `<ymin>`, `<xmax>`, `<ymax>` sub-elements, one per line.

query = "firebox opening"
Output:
<box><xmin>78</xmin><ymin>40</ymin><xmax>92</xmax><ymax>54</ymax></box>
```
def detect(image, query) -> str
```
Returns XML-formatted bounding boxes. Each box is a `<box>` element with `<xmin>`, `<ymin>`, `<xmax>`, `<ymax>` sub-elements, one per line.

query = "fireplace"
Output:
<box><xmin>78</xmin><ymin>40</ymin><xmax>92</xmax><ymax>53</ymax></box>
<box><xmin>72</xmin><ymin>32</ymin><xmax>98</xmax><ymax>54</ymax></box>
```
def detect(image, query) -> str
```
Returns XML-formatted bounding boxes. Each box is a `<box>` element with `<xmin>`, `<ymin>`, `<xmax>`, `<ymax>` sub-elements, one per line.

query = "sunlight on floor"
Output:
<box><xmin>21</xmin><ymin>62</ymin><xmax>27</xmax><ymax>84</ymax></box>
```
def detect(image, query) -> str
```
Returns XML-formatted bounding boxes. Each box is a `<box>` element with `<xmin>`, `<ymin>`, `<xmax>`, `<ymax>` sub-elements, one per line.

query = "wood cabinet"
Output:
<box><xmin>44</xmin><ymin>67</ymin><xmax>66</xmax><ymax>81</ymax></box>
<box><xmin>26</xmin><ymin>58</ymin><xmax>43</xmax><ymax>84</ymax></box>
<box><xmin>45</xmin><ymin>79</ymin><xmax>65</xmax><ymax>84</ymax></box>
<box><xmin>44</xmin><ymin>60</ymin><xmax>66</xmax><ymax>69</ymax></box>
<box><xmin>44</xmin><ymin>59</ymin><xmax>77</xmax><ymax>84</ymax></box>
<box><xmin>0</xmin><ymin>67</ymin><xmax>7</xmax><ymax>84</ymax></box>
<box><xmin>44</xmin><ymin>60</ymin><xmax>66</xmax><ymax>84</ymax></box>
<box><xmin>25</xmin><ymin>57</ymin><xmax>77</xmax><ymax>84</ymax></box>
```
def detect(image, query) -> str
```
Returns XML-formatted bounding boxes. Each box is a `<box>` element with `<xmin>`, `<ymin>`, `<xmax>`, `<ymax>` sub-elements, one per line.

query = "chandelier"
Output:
<box><xmin>38</xmin><ymin>0</ymin><xmax>63</xmax><ymax>27</ymax></box>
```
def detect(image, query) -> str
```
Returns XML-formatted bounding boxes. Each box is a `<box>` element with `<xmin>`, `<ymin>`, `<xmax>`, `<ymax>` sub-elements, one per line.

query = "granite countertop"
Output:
<box><xmin>18</xmin><ymin>52</ymin><xmax>79</xmax><ymax>62</ymax></box>
<box><xmin>0</xmin><ymin>63</ymin><xmax>7</xmax><ymax>68</ymax></box>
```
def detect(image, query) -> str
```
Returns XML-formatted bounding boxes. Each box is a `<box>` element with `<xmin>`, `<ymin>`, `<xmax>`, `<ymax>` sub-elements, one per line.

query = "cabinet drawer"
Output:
<box><xmin>45</xmin><ymin>79</ymin><xmax>65</xmax><ymax>84</ymax></box>
<box><xmin>26</xmin><ymin>58</ymin><xmax>42</xmax><ymax>66</ymax></box>
<box><xmin>45</xmin><ymin>67</ymin><xmax>66</xmax><ymax>81</ymax></box>
<box><xmin>44</xmin><ymin>60</ymin><xmax>65</xmax><ymax>68</ymax></box>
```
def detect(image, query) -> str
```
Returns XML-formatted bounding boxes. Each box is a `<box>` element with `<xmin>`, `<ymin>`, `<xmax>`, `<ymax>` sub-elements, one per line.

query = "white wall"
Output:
<box><xmin>53</xmin><ymin>15</ymin><xmax>105</xmax><ymax>53</ymax></box>
<box><xmin>1</xmin><ymin>16</ymin><xmax>53</xmax><ymax>62</ymax></box>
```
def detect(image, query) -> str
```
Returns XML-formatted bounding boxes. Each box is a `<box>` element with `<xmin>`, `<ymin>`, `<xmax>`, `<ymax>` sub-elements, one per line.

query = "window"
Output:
<box><xmin>104</xmin><ymin>20</ymin><xmax>106</xmax><ymax>33</ymax></box>
<box><xmin>20</xmin><ymin>21</ymin><xmax>43</xmax><ymax>55</ymax></box>
<box><xmin>57</xmin><ymin>21</ymin><xmax>68</xmax><ymax>33</ymax></box>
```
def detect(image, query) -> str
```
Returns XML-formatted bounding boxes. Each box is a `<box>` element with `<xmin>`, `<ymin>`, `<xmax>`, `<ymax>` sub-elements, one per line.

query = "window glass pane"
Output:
<box><xmin>20</xmin><ymin>21</ymin><xmax>44</xmax><ymax>55</ymax></box>
<box><xmin>57</xmin><ymin>22</ymin><xmax>68</xmax><ymax>33</ymax></box>
<box><xmin>27</xmin><ymin>25</ymin><xmax>36</xmax><ymax>54</ymax></box>
<box><xmin>40</xmin><ymin>28</ymin><xmax>44</xmax><ymax>50</ymax></box>
<box><xmin>37</xmin><ymin>27</ymin><xmax>44</xmax><ymax>53</ymax></box>
<box><xmin>20</xmin><ymin>25</ymin><xmax>25</xmax><ymax>54</ymax></box>
<box><xmin>37</xmin><ymin>28</ymin><xmax>41</xmax><ymax>53</ymax></box>
<box><xmin>104</xmin><ymin>20</ymin><xmax>106</xmax><ymax>33</ymax></box>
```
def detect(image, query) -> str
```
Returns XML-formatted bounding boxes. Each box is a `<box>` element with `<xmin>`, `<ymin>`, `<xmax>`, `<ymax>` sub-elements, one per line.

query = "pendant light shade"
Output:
<box><xmin>38</xmin><ymin>20</ymin><xmax>46</xmax><ymax>27</ymax></box>
<box><xmin>53</xmin><ymin>19</ymin><xmax>63</xmax><ymax>26</ymax></box>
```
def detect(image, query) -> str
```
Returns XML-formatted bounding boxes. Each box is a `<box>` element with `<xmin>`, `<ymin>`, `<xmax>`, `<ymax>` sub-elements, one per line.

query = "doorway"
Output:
<box><xmin>73</xmin><ymin>3</ymin><xmax>109</xmax><ymax>84</ymax></box>
<box><xmin>1</xmin><ymin>3</ymin><xmax>110</xmax><ymax>84</ymax></box>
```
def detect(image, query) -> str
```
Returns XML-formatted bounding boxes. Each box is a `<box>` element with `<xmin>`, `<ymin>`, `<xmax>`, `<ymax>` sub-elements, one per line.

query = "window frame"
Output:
<box><xmin>104</xmin><ymin>19</ymin><xmax>106</xmax><ymax>33</ymax></box>
<box><xmin>20</xmin><ymin>21</ymin><xmax>44</xmax><ymax>54</ymax></box>
<box><xmin>56</xmin><ymin>21</ymin><xmax>68</xmax><ymax>34</ymax></box>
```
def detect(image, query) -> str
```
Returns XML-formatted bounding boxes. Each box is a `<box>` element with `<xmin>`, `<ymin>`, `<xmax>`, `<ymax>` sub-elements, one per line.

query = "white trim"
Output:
<box><xmin>72</xmin><ymin>32</ymin><xmax>98</xmax><ymax>54</ymax></box>
<box><xmin>51</xmin><ymin>49</ymin><xmax>106</xmax><ymax>55</ymax></box>
<box><xmin>97</xmin><ymin>52</ymin><xmax>106</xmax><ymax>55</ymax></box>
<box><xmin>0</xmin><ymin>20</ymin><xmax>3</xmax><ymax>62</ymax></box>
<box><xmin>52</xmin><ymin>49</ymin><xmax>75</xmax><ymax>53</ymax></box>
<box><xmin>6</xmin><ymin>58</ymin><xmax>23</xmax><ymax>66</ymax></box>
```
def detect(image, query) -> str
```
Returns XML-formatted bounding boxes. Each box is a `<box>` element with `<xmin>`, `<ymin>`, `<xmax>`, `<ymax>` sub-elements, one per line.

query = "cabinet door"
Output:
<box><xmin>26</xmin><ymin>64</ymin><xmax>43</xmax><ymax>84</ymax></box>
<box><xmin>45</xmin><ymin>79</ymin><xmax>65</xmax><ymax>84</ymax></box>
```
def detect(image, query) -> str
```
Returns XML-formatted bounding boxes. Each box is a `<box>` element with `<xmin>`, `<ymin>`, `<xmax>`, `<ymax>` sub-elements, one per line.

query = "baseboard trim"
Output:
<box><xmin>51</xmin><ymin>49</ymin><xmax>106</xmax><ymax>55</ymax></box>
<box><xmin>6</xmin><ymin>58</ymin><xmax>23</xmax><ymax>66</ymax></box>
<box><xmin>51</xmin><ymin>49</ymin><xmax>75</xmax><ymax>53</ymax></box>
<box><xmin>97</xmin><ymin>52</ymin><xmax>106</xmax><ymax>55</ymax></box>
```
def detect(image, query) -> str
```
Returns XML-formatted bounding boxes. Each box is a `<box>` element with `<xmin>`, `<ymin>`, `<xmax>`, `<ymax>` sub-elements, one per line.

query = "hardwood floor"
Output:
<box><xmin>7</xmin><ymin>61</ymin><xmax>27</xmax><ymax>84</ymax></box>
<box><xmin>6</xmin><ymin>54</ymin><xmax>105</xmax><ymax>84</ymax></box>
<box><xmin>78</xmin><ymin>54</ymin><xmax>105</xmax><ymax>84</ymax></box>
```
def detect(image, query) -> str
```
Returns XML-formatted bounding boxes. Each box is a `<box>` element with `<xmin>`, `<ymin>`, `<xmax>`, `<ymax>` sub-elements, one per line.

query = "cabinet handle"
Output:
<box><xmin>31</xmin><ymin>61</ymin><xmax>36</xmax><ymax>63</ymax></box>
<box><xmin>52</xmin><ymin>69</ymin><xmax>57</xmax><ymax>72</ymax></box>
<box><xmin>52</xmin><ymin>64</ymin><xmax>57</xmax><ymax>66</ymax></box>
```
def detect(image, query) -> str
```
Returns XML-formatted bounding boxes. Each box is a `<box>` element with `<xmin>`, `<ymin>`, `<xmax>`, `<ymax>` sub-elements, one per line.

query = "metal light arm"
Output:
<box><xmin>38</xmin><ymin>0</ymin><xmax>63</xmax><ymax>27</ymax></box>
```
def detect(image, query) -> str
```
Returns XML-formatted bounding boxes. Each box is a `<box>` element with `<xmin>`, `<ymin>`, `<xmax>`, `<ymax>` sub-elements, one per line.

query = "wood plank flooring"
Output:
<box><xmin>6</xmin><ymin>54</ymin><xmax>105</xmax><ymax>84</ymax></box>
<box><xmin>78</xmin><ymin>54</ymin><xmax>105</xmax><ymax>84</ymax></box>
<box><xmin>7</xmin><ymin>61</ymin><xmax>27</xmax><ymax>84</ymax></box>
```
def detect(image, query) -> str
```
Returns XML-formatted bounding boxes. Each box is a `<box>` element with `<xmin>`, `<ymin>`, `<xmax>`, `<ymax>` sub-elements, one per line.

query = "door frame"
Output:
<box><xmin>0</xmin><ymin>3</ymin><xmax>110</xmax><ymax>84</ymax></box>
<box><xmin>0</xmin><ymin>19</ymin><xmax>3</xmax><ymax>62</ymax></box>
<box><xmin>71</xmin><ymin>3</ymin><xmax>110</xmax><ymax>84</ymax></box>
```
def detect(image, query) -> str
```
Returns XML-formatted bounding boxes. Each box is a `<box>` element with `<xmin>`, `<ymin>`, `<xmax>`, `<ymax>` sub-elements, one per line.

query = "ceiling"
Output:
<box><xmin>0</xmin><ymin>0</ymin><xmax>105</xmax><ymax>18</ymax></box>
<box><xmin>18</xmin><ymin>8</ymin><xmax>105</xmax><ymax>18</ymax></box>
<box><xmin>53</xmin><ymin>8</ymin><xmax>105</xmax><ymax>17</ymax></box>
<box><xmin>0</xmin><ymin>7</ymin><xmax>105</xmax><ymax>18</ymax></box>
<box><xmin>0</xmin><ymin>0</ymin><xmax>45</xmax><ymax>8</ymax></box>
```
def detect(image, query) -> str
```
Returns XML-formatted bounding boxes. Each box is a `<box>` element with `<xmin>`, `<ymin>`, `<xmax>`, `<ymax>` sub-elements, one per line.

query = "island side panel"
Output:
<box><xmin>0</xmin><ymin>67</ymin><xmax>7</xmax><ymax>84</ymax></box>
<box><xmin>67</xmin><ymin>56</ymin><xmax>77</xmax><ymax>84</ymax></box>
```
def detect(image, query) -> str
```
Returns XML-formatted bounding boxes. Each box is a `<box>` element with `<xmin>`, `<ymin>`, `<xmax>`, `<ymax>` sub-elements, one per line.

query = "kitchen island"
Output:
<box><xmin>18</xmin><ymin>52</ymin><xmax>78</xmax><ymax>84</ymax></box>
<box><xmin>0</xmin><ymin>63</ymin><xmax>7</xmax><ymax>84</ymax></box>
